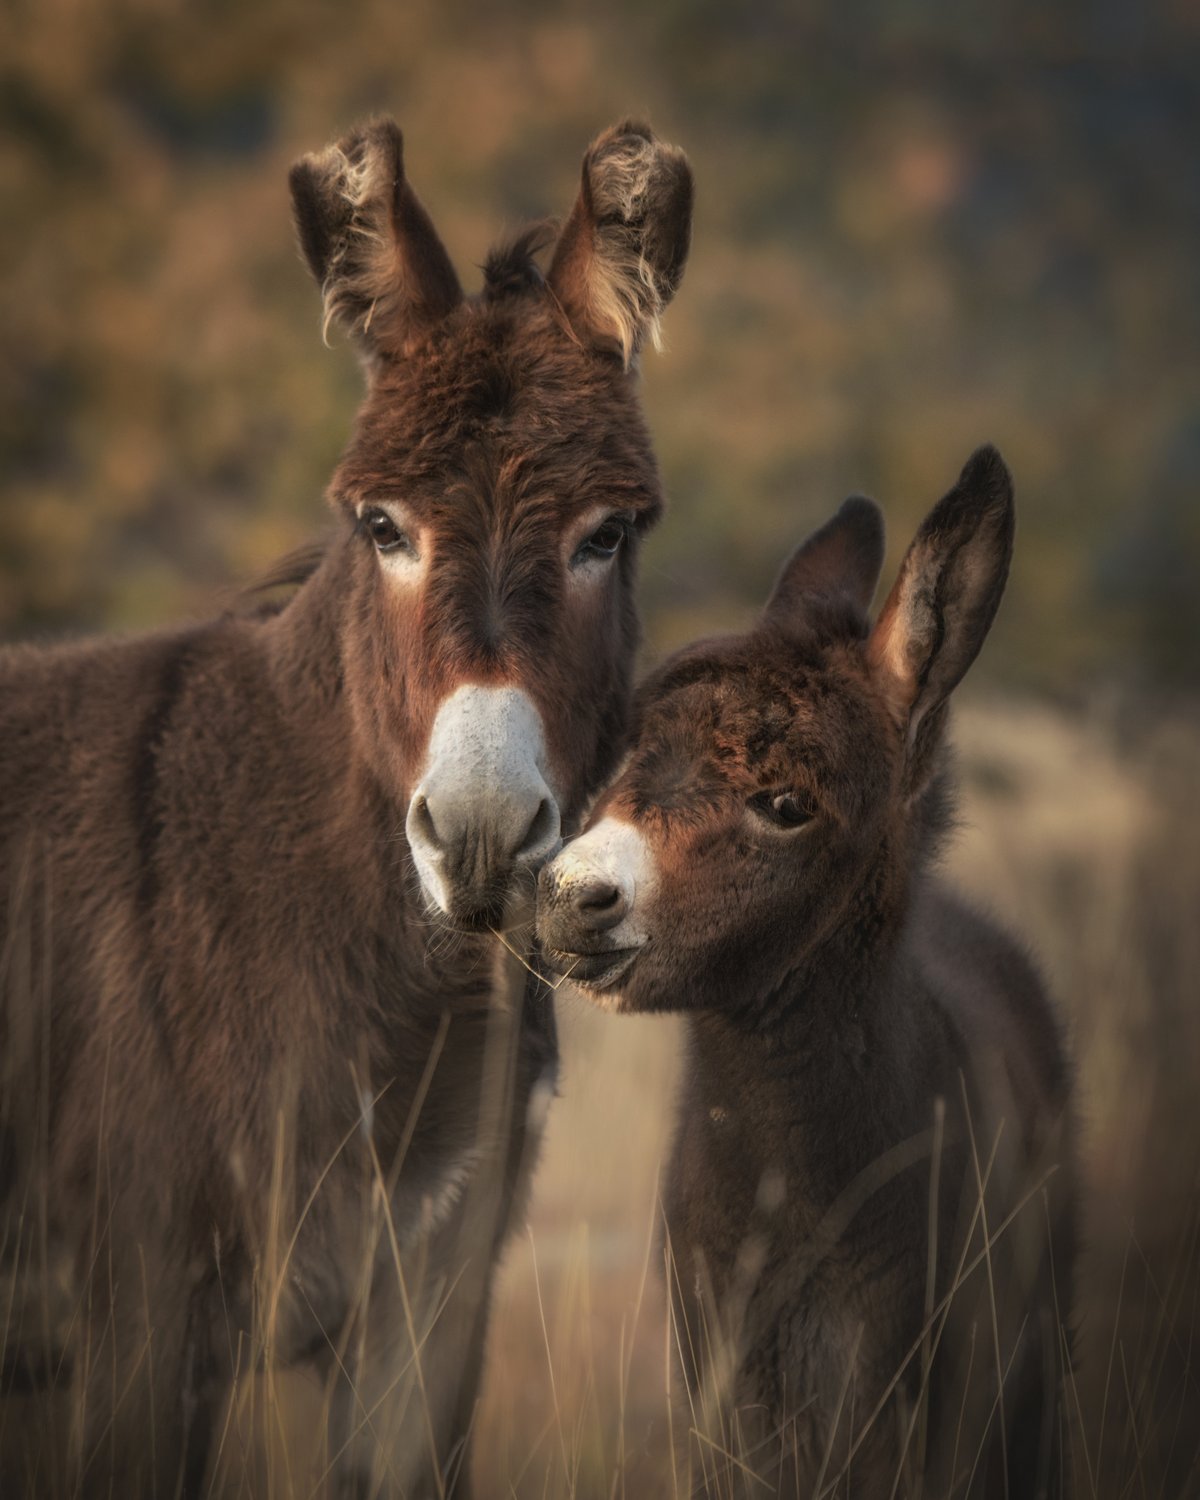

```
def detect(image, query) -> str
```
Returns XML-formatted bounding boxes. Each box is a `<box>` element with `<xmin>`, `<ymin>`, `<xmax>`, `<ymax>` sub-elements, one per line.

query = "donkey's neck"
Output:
<box><xmin>260</xmin><ymin>545</ymin><xmax>353</xmax><ymax>729</ymax></box>
<box><xmin>683</xmin><ymin>920</ymin><xmax>937</xmax><ymax>1221</ymax></box>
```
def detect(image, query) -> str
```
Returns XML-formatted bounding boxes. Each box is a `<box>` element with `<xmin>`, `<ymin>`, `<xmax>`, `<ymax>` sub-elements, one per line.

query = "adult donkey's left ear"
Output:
<box><xmin>868</xmin><ymin>445</ymin><xmax>1015</xmax><ymax>759</ymax></box>
<box><xmin>289</xmin><ymin>118</ymin><xmax>462</xmax><ymax>361</ymax></box>
<box><xmin>548</xmin><ymin>120</ymin><xmax>693</xmax><ymax>367</ymax></box>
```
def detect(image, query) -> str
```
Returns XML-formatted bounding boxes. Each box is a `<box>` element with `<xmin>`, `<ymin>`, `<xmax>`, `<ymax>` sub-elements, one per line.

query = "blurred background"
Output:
<box><xmin>2</xmin><ymin>0</ymin><xmax>1197</xmax><ymax>1494</ymax></box>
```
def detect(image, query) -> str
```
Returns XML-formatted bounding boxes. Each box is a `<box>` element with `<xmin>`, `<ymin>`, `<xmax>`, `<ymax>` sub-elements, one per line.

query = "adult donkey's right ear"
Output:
<box><xmin>289</xmin><ymin>118</ymin><xmax>462</xmax><ymax>361</ymax></box>
<box><xmin>547</xmin><ymin>120</ymin><xmax>693</xmax><ymax>367</ymax></box>
<box><xmin>868</xmin><ymin>445</ymin><xmax>1015</xmax><ymax>757</ymax></box>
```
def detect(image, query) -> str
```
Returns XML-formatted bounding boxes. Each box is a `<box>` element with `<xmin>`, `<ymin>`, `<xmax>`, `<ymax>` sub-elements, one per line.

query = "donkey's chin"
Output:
<box><xmin>543</xmin><ymin>945</ymin><xmax>642</xmax><ymax>997</ymax></box>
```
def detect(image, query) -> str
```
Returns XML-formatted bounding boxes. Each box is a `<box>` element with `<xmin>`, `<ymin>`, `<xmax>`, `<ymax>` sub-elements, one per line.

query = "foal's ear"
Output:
<box><xmin>764</xmin><ymin>495</ymin><xmax>886</xmax><ymax>630</ymax></box>
<box><xmin>868</xmin><ymin>446</ymin><xmax>1014</xmax><ymax>747</ymax></box>
<box><xmin>547</xmin><ymin>120</ymin><xmax>693</xmax><ymax>366</ymax></box>
<box><xmin>289</xmin><ymin>119</ymin><xmax>462</xmax><ymax>359</ymax></box>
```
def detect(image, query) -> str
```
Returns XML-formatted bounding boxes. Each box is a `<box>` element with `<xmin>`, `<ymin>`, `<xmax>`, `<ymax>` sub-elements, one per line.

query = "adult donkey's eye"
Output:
<box><xmin>573</xmin><ymin>515</ymin><xmax>630</xmax><ymax>566</ymax></box>
<box><xmin>364</xmin><ymin>508</ymin><xmax>412</xmax><ymax>554</ymax></box>
<box><xmin>749</xmin><ymin>790</ymin><xmax>817</xmax><ymax>830</ymax></box>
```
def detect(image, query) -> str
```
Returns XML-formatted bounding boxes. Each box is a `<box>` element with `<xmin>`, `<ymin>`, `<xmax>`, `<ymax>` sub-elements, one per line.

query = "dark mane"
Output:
<box><xmin>482</xmin><ymin>222</ymin><xmax>556</xmax><ymax>300</ymax></box>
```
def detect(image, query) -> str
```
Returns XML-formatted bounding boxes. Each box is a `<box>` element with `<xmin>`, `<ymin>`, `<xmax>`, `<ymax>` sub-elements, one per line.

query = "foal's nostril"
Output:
<box><xmin>570</xmin><ymin>879</ymin><xmax>627</xmax><ymax>931</ymax></box>
<box><xmin>578</xmin><ymin>881</ymin><xmax>620</xmax><ymax>913</ymax></box>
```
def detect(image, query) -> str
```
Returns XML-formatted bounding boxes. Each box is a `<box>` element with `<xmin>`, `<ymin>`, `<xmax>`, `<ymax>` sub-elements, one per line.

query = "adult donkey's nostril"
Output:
<box><xmin>570</xmin><ymin>878</ymin><xmax>628</xmax><ymax>932</ymax></box>
<box><xmin>414</xmin><ymin>781</ymin><xmax>559</xmax><ymax>882</ymax></box>
<box><xmin>409</xmin><ymin>793</ymin><xmax>438</xmax><ymax>846</ymax></box>
<box><xmin>514</xmin><ymin>796</ymin><xmax>561</xmax><ymax>870</ymax></box>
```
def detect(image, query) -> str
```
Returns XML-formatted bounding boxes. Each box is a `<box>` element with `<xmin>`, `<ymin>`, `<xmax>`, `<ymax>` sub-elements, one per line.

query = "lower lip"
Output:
<box><xmin>546</xmin><ymin>947</ymin><xmax>640</xmax><ymax>990</ymax></box>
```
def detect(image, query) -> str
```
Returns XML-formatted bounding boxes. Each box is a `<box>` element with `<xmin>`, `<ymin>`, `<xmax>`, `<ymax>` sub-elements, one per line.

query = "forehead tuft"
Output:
<box><xmin>482</xmin><ymin>224</ymin><xmax>556</xmax><ymax>300</ymax></box>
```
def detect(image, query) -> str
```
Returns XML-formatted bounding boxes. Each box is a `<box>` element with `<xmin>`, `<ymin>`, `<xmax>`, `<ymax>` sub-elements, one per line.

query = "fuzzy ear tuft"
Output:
<box><xmin>868</xmin><ymin>445</ymin><xmax>1015</xmax><ymax>749</ymax></box>
<box><xmin>289</xmin><ymin>119</ymin><xmax>461</xmax><ymax>359</ymax></box>
<box><xmin>764</xmin><ymin>495</ymin><xmax>886</xmax><ymax>633</ymax></box>
<box><xmin>547</xmin><ymin>120</ymin><xmax>693</xmax><ymax>366</ymax></box>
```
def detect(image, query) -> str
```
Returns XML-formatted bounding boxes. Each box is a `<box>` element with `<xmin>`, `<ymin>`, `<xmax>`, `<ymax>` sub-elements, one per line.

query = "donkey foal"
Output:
<box><xmin>538</xmin><ymin>448</ymin><xmax>1076</xmax><ymax>1498</ymax></box>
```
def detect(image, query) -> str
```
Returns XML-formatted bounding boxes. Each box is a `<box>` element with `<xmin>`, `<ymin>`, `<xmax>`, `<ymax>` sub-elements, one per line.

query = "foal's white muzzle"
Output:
<box><xmin>535</xmin><ymin>817</ymin><xmax>656</xmax><ymax>989</ymax></box>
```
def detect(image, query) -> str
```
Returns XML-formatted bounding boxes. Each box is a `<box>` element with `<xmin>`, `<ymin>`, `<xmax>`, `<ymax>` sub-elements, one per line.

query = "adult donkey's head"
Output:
<box><xmin>290</xmin><ymin>119</ymin><xmax>692</xmax><ymax>929</ymax></box>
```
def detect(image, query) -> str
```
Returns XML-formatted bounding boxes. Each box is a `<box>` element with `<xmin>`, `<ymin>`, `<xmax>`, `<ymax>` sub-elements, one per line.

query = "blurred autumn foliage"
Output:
<box><xmin>1</xmin><ymin>0</ymin><xmax>1197</xmax><ymax>690</ymax></box>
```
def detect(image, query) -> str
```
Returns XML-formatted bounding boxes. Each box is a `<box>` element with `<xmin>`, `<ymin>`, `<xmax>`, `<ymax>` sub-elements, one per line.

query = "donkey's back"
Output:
<box><xmin>916</xmin><ymin>880</ymin><xmax>1073</xmax><ymax>1174</ymax></box>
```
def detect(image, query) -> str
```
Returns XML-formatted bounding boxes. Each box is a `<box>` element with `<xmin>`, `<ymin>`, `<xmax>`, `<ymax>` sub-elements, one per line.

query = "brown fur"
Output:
<box><xmin>0</xmin><ymin>117</ymin><xmax>692</xmax><ymax>1498</ymax></box>
<box><xmin>538</xmin><ymin>448</ymin><xmax>1076</xmax><ymax>1497</ymax></box>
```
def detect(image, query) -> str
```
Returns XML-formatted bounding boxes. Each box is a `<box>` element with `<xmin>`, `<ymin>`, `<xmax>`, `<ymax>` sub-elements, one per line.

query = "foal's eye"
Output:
<box><xmin>572</xmin><ymin>515</ymin><xmax>630</xmax><ymax>566</ymax></box>
<box><xmin>364</xmin><ymin>509</ymin><xmax>411</xmax><ymax>554</ymax></box>
<box><xmin>748</xmin><ymin>790</ymin><xmax>817</xmax><ymax>830</ymax></box>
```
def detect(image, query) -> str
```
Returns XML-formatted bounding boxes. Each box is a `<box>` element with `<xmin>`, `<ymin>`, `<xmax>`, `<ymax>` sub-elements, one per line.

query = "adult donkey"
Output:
<box><xmin>0</xmin><ymin>118</ymin><xmax>692</xmax><ymax>1497</ymax></box>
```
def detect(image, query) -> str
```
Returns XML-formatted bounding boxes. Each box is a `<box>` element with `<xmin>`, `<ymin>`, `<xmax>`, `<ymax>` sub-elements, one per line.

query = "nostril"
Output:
<box><xmin>409</xmin><ymin>793</ymin><xmax>439</xmax><ymax>850</ymax></box>
<box><xmin>514</xmin><ymin>796</ymin><xmax>560</xmax><ymax>865</ymax></box>
<box><xmin>571</xmin><ymin>878</ymin><xmax>627</xmax><ymax>931</ymax></box>
<box><xmin>577</xmin><ymin>881</ymin><xmax>621</xmax><ymax>915</ymax></box>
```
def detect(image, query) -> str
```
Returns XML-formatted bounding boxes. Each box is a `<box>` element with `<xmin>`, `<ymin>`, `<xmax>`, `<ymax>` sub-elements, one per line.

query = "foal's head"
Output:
<box><xmin>290</xmin><ymin>119</ymin><xmax>692</xmax><ymax>928</ymax></box>
<box><xmin>537</xmin><ymin>447</ymin><xmax>1014</xmax><ymax>1010</ymax></box>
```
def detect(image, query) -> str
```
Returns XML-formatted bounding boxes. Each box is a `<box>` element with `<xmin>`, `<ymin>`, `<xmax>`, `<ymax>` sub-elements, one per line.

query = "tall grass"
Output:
<box><xmin>2</xmin><ymin>698</ymin><xmax>1197</xmax><ymax>1497</ymax></box>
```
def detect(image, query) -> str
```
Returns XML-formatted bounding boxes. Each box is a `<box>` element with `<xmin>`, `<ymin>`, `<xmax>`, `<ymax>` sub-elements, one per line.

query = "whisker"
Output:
<box><xmin>487</xmin><ymin>927</ymin><xmax>580</xmax><ymax>992</ymax></box>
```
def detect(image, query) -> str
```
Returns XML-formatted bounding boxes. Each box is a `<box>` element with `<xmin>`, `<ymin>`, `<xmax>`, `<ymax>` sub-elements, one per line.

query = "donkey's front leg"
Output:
<box><xmin>323</xmin><ymin>1247</ymin><xmax>482</xmax><ymax>1500</ymax></box>
<box><xmin>73</xmin><ymin>1261</ymin><xmax>220</xmax><ymax>1500</ymax></box>
<box><xmin>323</xmin><ymin>972</ymin><xmax>555</xmax><ymax>1498</ymax></box>
<box><xmin>322</xmin><ymin>1126</ymin><xmax>546</xmax><ymax>1498</ymax></box>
